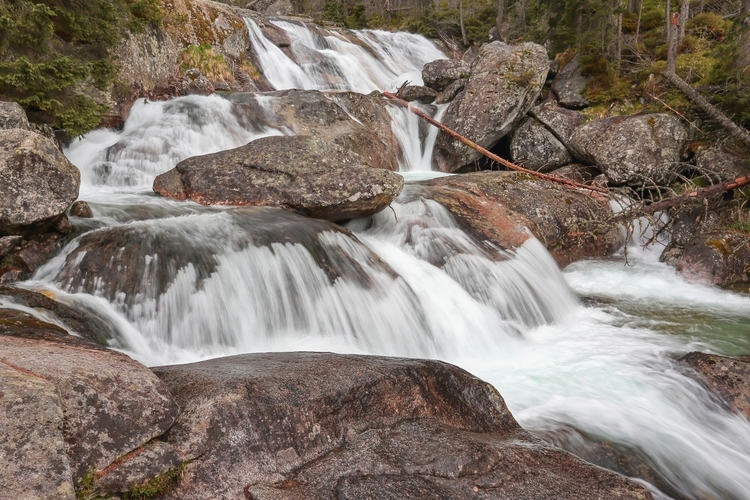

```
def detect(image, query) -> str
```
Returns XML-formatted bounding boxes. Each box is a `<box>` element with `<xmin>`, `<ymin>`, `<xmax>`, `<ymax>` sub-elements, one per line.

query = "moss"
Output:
<box><xmin>180</xmin><ymin>45</ymin><xmax>233</xmax><ymax>82</ymax></box>
<box><xmin>124</xmin><ymin>462</ymin><xmax>187</xmax><ymax>500</ymax></box>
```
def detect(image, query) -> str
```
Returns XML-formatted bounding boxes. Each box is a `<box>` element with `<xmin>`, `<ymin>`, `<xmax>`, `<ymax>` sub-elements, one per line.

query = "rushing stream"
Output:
<box><xmin>5</xmin><ymin>18</ymin><xmax>750</xmax><ymax>500</ymax></box>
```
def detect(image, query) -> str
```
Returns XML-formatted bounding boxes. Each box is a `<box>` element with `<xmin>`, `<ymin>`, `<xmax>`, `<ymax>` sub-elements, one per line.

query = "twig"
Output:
<box><xmin>646</xmin><ymin>91</ymin><xmax>702</xmax><ymax>133</ymax></box>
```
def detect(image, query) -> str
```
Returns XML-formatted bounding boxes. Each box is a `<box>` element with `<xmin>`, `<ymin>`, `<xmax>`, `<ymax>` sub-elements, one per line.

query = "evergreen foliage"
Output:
<box><xmin>0</xmin><ymin>0</ymin><xmax>163</xmax><ymax>136</ymax></box>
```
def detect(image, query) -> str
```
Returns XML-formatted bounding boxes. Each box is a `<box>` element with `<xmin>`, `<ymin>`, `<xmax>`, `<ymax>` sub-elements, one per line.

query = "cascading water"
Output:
<box><xmin>6</xmin><ymin>17</ymin><xmax>750</xmax><ymax>500</ymax></box>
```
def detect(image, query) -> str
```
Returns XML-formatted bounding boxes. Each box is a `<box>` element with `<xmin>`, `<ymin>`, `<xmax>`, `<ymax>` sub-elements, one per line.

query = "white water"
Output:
<box><xmin>8</xmin><ymin>19</ymin><xmax>750</xmax><ymax>500</ymax></box>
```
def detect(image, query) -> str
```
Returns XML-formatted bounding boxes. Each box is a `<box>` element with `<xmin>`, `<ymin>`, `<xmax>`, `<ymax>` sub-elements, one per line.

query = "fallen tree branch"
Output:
<box><xmin>609</xmin><ymin>174</ymin><xmax>750</xmax><ymax>223</ymax></box>
<box><xmin>382</xmin><ymin>92</ymin><xmax>609</xmax><ymax>194</ymax></box>
<box><xmin>663</xmin><ymin>70</ymin><xmax>750</xmax><ymax>148</ymax></box>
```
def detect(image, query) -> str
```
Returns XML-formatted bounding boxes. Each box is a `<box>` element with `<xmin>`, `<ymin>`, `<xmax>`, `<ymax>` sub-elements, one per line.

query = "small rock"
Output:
<box><xmin>70</xmin><ymin>200</ymin><xmax>94</xmax><ymax>218</ymax></box>
<box><xmin>676</xmin><ymin>231</ymin><xmax>750</xmax><ymax>288</ymax></box>
<box><xmin>421</xmin><ymin>59</ymin><xmax>470</xmax><ymax>92</ymax></box>
<box><xmin>509</xmin><ymin>117</ymin><xmax>573</xmax><ymax>172</ymax></box>
<box><xmin>0</xmin><ymin>235</ymin><xmax>23</xmax><ymax>258</ymax></box>
<box><xmin>53</xmin><ymin>214</ymin><xmax>73</xmax><ymax>234</ymax></box>
<box><xmin>397</xmin><ymin>85</ymin><xmax>437</xmax><ymax>104</ymax></box>
<box><xmin>529</xmin><ymin>100</ymin><xmax>586</xmax><ymax>146</ymax></box>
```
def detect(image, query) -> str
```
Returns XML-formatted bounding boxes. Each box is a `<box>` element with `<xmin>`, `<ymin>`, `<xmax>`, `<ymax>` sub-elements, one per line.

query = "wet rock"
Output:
<box><xmin>568</xmin><ymin>113</ymin><xmax>689</xmax><ymax>186</ymax></box>
<box><xmin>422</xmin><ymin>59</ymin><xmax>470</xmax><ymax>92</ymax></box>
<box><xmin>261</xmin><ymin>22</ymin><xmax>292</xmax><ymax>47</ymax></box>
<box><xmin>70</xmin><ymin>200</ymin><xmax>94</xmax><ymax>218</ymax></box>
<box><xmin>397</xmin><ymin>85</ymin><xmax>437</xmax><ymax>104</ymax></box>
<box><xmin>529</xmin><ymin>100</ymin><xmax>586</xmax><ymax>146</ymax></box>
<box><xmin>0</xmin><ymin>319</ymin><xmax>179</xmax><ymax>479</ymax></box>
<box><xmin>0</xmin><ymin>101</ymin><xmax>30</xmax><ymax>130</ymax></box>
<box><xmin>95</xmin><ymin>441</ymin><xmax>184</xmax><ymax>495</ymax></box>
<box><xmin>52</xmin><ymin>207</ymin><xmax>397</xmax><ymax>316</ymax></box>
<box><xmin>153</xmin><ymin>352</ymin><xmax>652</xmax><ymax>500</ymax></box>
<box><xmin>0</xmin><ymin>235</ymin><xmax>23</xmax><ymax>258</ymax></box>
<box><xmin>153</xmin><ymin>136</ymin><xmax>403</xmax><ymax>221</ymax></box>
<box><xmin>509</xmin><ymin>117</ymin><xmax>573</xmax><ymax>171</ymax></box>
<box><xmin>681</xmin><ymin>352</ymin><xmax>750</xmax><ymax>420</ymax></box>
<box><xmin>426</xmin><ymin>171</ymin><xmax>622</xmax><ymax>267</ymax></box>
<box><xmin>0</xmin><ymin>362</ymin><xmax>75</xmax><ymax>500</ymax></box>
<box><xmin>551</xmin><ymin>54</ymin><xmax>590</xmax><ymax>109</ymax></box>
<box><xmin>0</xmin><ymin>129</ymin><xmax>80</xmax><ymax>232</ymax></box>
<box><xmin>435</xmin><ymin>42</ymin><xmax>549</xmax><ymax>172</ymax></box>
<box><xmin>676</xmin><ymin>231</ymin><xmax>750</xmax><ymax>288</ymax></box>
<box><xmin>0</xmin><ymin>285</ymin><xmax>119</xmax><ymax>346</ymax></box>
<box><xmin>435</xmin><ymin>77</ymin><xmax>467</xmax><ymax>104</ymax></box>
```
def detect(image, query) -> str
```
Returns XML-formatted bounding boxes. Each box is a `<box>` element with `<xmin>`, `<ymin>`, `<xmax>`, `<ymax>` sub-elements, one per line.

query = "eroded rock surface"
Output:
<box><xmin>568</xmin><ymin>113</ymin><xmax>688</xmax><ymax>186</ymax></box>
<box><xmin>153</xmin><ymin>352</ymin><xmax>653</xmax><ymax>500</ymax></box>
<box><xmin>153</xmin><ymin>136</ymin><xmax>403</xmax><ymax>221</ymax></box>
<box><xmin>426</xmin><ymin>171</ymin><xmax>622</xmax><ymax>267</ymax></box>
<box><xmin>435</xmin><ymin>42</ymin><xmax>549</xmax><ymax>172</ymax></box>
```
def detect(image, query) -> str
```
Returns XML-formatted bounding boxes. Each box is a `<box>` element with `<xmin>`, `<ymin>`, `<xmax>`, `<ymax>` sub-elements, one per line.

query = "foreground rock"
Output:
<box><xmin>153</xmin><ymin>136</ymin><xmax>403</xmax><ymax>221</ymax></box>
<box><xmin>426</xmin><ymin>172</ymin><xmax>622</xmax><ymax>267</ymax></box>
<box><xmin>681</xmin><ymin>352</ymin><xmax>750</xmax><ymax>420</ymax></box>
<box><xmin>0</xmin><ymin>128</ymin><xmax>80</xmax><ymax>231</ymax></box>
<box><xmin>568</xmin><ymin>114</ymin><xmax>689</xmax><ymax>186</ymax></box>
<box><xmin>675</xmin><ymin>231</ymin><xmax>750</xmax><ymax>291</ymax></box>
<box><xmin>0</xmin><ymin>310</ymin><xmax>179</xmax><ymax>489</ymax></box>
<box><xmin>435</xmin><ymin>41</ymin><xmax>549</xmax><ymax>172</ymax></box>
<box><xmin>510</xmin><ymin>117</ymin><xmax>573</xmax><ymax>171</ymax></box>
<box><xmin>153</xmin><ymin>352</ymin><xmax>653</xmax><ymax>500</ymax></box>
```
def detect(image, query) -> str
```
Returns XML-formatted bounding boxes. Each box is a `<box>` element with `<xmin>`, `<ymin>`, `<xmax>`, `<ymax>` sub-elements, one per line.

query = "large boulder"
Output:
<box><xmin>681</xmin><ymin>352</ymin><xmax>750</xmax><ymax>420</ymax></box>
<box><xmin>0</xmin><ymin>129</ymin><xmax>80</xmax><ymax>233</ymax></box>
<box><xmin>568</xmin><ymin>114</ymin><xmax>689</xmax><ymax>186</ymax></box>
<box><xmin>551</xmin><ymin>53</ymin><xmax>590</xmax><ymax>109</ymax></box>
<box><xmin>434</xmin><ymin>42</ymin><xmax>549</xmax><ymax>172</ymax></box>
<box><xmin>0</xmin><ymin>311</ymin><xmax>179</xmax><ymax>480</ymax></box>
<box><xmin>229</xmin><ymin>90</ymin><xmax>400</xmax><ymax>172</ymax></box>
<box><xmin>153</xmin><ymin>352</ymin><xmax>653</xmax><ymax>500</ymax></box>
<box><xmin>0</xmin><ymin>101</ymin><xmax>29</xmax><ymax>130</ymax></box>
<box><xmin>694</xmin><ymin>146</ymin><xmax>750</xmax><ymax>182</ymax></box>
<box><xmin>426</xmin><ymin>172</ymin><xmax>622</xmax><ymax>267</ymax></box>
<box><xmin>421</xmin><ymin>59</ymin><xmax>471</xmax><ymax>92</ymax></box>
<box><xmin>153</xmin><ymin>136</ymin><xmax>403</xmax><ymax>221</ymax></box>
<box><xmin>509</xmin><ymin>117</ymin><xmax>573</xmax><ymax>171</ymax></box>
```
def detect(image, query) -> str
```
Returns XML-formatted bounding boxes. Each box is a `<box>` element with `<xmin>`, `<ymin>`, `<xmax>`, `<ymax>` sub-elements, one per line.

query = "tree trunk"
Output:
<box><xmin>460</xmin><ymin>0</ymin><xmax>468</xmax><ymax>47</ymax></box>
<box><xmin>742</xmin><ymin>0</ymin><xmax>750</xmax><ymax>14</ymax></box>
<box><xmin>496</xmin><ymin>0</ymin><xmax>505</xmax><ymax>40</ymax></box>
<box><xmin>663</xmin><ymin>70</ymin><xmax>750</xmax><ymax>148</ymax></box>
<box><xmin>635</xmin><ymin>0</ymin><xmax>643</xmax><ymax>45</ymax></box>
<box><xmin>678</xmin><ymin>0</ymin><xmax>689</xmax><ymax>45</ymax></box>
<box><xmin>666</xmin><ymin>0</ymin><xmax>678</xmax><ymax>73</ymax></box>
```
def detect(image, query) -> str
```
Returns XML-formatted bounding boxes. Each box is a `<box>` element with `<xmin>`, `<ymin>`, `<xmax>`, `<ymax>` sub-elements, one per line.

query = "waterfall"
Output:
<box><xmin>14</xmin><ymin>18</ymin><xmax>750</xmax><ymax>500</ymax></box>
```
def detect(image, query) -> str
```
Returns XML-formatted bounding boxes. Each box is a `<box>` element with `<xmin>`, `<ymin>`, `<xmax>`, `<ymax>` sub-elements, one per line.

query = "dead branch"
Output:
<box><xmin>609</xmin><ymin>174</ymin><xmax>750</xmax><ymax>223</ymax></box>
<box><xmin>382</xmin><ymin>92</ymin><xmax>609</xmax><ymax>194</ymax></box>
<box><xmin>663</xmin><ymin>70</ymin><xmax>750</xmax><ymax>148</ymax></box>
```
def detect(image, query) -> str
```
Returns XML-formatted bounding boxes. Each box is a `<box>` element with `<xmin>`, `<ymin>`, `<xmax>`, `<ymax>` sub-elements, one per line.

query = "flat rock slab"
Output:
<box><xmin>681</xmin><ymin>352</ymin><xmax>750</xmax><ymax>419</ymax></box>
<box><xmin>153</xmin><ymin>352</ymin><xmax>652</xmax><ymax>500</ymax></box>
<box><xmin>153</xmin><ymin>135</ymin><xmax>403</xmax><ymax>222</ymax></box>
<box><xmin>0</xmin><ymin>317</ymin><xmax>179</xmax><ymax>479</ymax></box>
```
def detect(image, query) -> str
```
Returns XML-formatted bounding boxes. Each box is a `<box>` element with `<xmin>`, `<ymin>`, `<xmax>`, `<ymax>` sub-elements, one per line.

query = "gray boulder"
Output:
<box><xmin>153</xmin><ymin>352</ymin><xmax>653</xmax><ymax>500</ymax></box>
<box><xmin>422</xmin><ymin>59</ymin><xmax>470</xmax><ymax>92</ymax></box>
<box><xmin>435</xmin><ymin>78</ymin><xmax>467</xmax><ymax>104</ymax></box>
<box><xmin>0</xmin><ymin>101</ymin><xmax>29</xmax><ymax>130</ymax></box>
<box><xmin>0</xmin><ymin>129</ymin><xmax>80</xmax><ymax>232</ymax></box>
<box><xmin>509</xmin><ymin>117</ymin><xmax>573</xmax><ymax>171</ymax></box>
<box><xmin>434</xmin><ymin>42</ymin><xmax>549</xmax><ymax>172</ymax></box>
<box><xmin>551</xmin><ymin>54</ymin><xmax>590</xmax><ymax>109</ymax></box>
<box><xmin>694</xmin><ymin>146</ymin><xmax>750</xmax><ymax>183</ymax></box>
<box><xmin>153</xmin><ymin>135</ymin><xmax>403</xmax><ymax>221</ymax></box>
<box><xmin>397</xmin><ymin>85</ymin><xmax>437</xmax><ymax>104</ymax></box>
<box><xmin>568</xmin><ymin>113</ymin><xmax>689</xmax><ymax>186</ymax></box>
<box><xmin>530</xmin><ymin>100</ymin><xmax>586</xmax><ymax>146</ymax></box>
